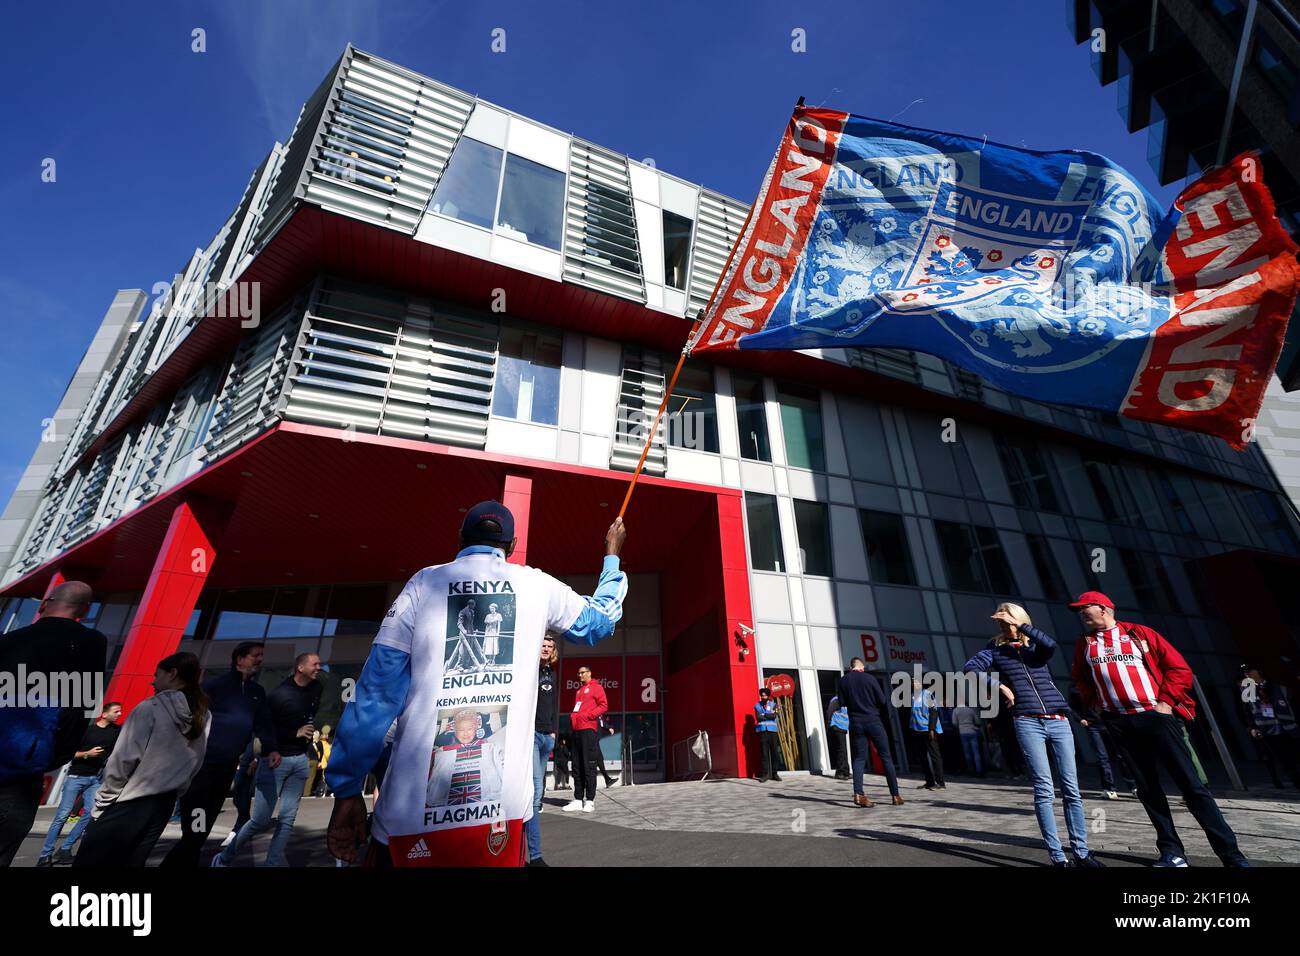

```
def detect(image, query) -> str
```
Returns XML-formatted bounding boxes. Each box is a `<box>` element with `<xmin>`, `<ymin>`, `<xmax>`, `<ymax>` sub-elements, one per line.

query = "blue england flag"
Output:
<box><xmin>689</xmin><ymin>107</ymin><xmax>1300</xmax><ymax>449</ymax></box>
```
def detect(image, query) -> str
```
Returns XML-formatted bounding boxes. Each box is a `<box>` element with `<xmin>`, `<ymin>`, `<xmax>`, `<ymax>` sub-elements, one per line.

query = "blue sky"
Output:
<box><xmin>0</xmin><ymin>0</ymin><xmax>1180</xmax><ymax>505</ymax></box>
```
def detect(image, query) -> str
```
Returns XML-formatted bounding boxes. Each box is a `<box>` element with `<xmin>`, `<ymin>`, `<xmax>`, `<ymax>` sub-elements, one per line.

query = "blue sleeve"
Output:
<box><xmin>562</xmin><ymin>555</ymin><xmax>628</xmax><ymax>647</ymax></box>
<box><xmin>325</xmin><ymin>644</ymin><xmax>411</xmax><ymax>798</ymax></box>
<box><xmin>964</xmin><ymin>648</ymin><xmax>996</xmax><ymax>673</ymax></box>
<box><xmin>1019</xmin><ymin>624</ymin><xmax>1058</xmax><ymax>665</ymax></box>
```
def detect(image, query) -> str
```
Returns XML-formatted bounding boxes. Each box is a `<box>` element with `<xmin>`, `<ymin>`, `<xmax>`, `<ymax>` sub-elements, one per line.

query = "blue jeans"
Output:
<box><xmin>526</xmin><ymin>733</ymin><xmax>554</xmax><ymax>862</ymax></box>
<box><xmin>41</xmin><ymin>774</ymin><xmax>100</xmax><ymax>856</ymax></box>
<box><xmin>218</xmin><ymin>753</ymin><xmax>310</xmax><ymax>866</ymax></box>
<box><xmin>960</xmin><ymin>732</ymin><xmax>983</xmax><ymax>775</ymax></box>
<box><xmin>1013</xmin><ymin>716</ymin><xmax>1089</xmax><ymax>862</ymax></box>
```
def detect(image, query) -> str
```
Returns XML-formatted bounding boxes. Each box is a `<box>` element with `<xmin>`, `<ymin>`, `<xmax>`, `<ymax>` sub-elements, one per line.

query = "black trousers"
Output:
<box><xmin>831</xmin><ymin>728</ymin><xmax>849</xmax><ymax>776</ymax></box>
<box><xmin>572</xmin><ymin>729</ymin><xmax>599</xmax><ymax>801</ymax></box>
<box><xmin>0</xmin><ymin>774</ymin><xmax>45</xmax><ymax>867</ymax></box>
<box><xmin>758</xmin><ymin>731</ymin><xmax>781</xmax><ymax>780</ymax></box>
<box><xmin>1106</xmin><ymin>709</ymin><xmax>1245</xmax><ymax>863</ymax></box>
<box><xmin>1256</xmin><ymin>732</ymin><xmax>1300</xmax><ymax>788</ymax></box>
<box><xmin>159</xmin><ymin>762</ymin><xmax>237</xmax><ymax>867</ymax></box>
<box><xmin>73</xmin><ymin>791</ymin><xmax>177</xmax><ymax>867</ymax></box>
<box><xmin>913</xmin><ymin>731</ymin><xmax>945</xmax><ymax>786</ymax></box>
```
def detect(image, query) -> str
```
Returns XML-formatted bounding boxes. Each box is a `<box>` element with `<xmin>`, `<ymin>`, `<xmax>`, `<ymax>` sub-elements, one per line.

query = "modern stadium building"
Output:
<box><xmin>2</xmin><ymin>46</ymin><xmax>1298</xmax><ymax>789</ymax></box>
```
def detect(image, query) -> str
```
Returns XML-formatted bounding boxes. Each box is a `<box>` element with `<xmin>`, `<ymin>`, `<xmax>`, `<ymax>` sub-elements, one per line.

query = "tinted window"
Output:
<box><xmin>746</xmin><ymin>493</ymin><xmax>784</xmax><ymax>572</ymax></box>
<box><xmin>493</xmin><ymin>327</ymin><xmax>562</xmax><ymax>425</ymax></box>
<box><xmin>793</xmin><ymin>499</ymin><xmax>832</xmax><ymax>576</ymax></box>
<box><xmin>496</xmin><ymin>154</ymin><xmax>565</xmax><ymax>250</ymax></box>
<box><xmin>859</xmin><ymin>509</ymin><xmax>916</xmax><ymax>586</ymax></box>
<box><xmin>733</xmin><ymin>372</ymin><xmax>771</xmax><ymax>462</ymax></box>
<box><xmin>668</xmin><ymin>362</ymin><xmax>719</xmax><ymax>453</ymax></box>
<box><xmin>428</xmin><ymin>137</ymin><xmax>503</xmax><ymax>229</ymax></box>
<box><xmin>777</xmin><ymin>382</ymin><xmax>825</xmax><ymax>471</ymax></box>
<box><xmin>663</xmin><ymin>211</ymin><xmax>693</xmax><ymax>290</ymax></box>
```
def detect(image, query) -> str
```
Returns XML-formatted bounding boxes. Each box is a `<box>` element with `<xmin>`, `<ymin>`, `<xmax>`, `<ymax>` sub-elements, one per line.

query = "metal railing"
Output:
<box><xmin>671</xmin><ymin>730</ymin><xmax>712</xmax><ymax>780</ymax></box>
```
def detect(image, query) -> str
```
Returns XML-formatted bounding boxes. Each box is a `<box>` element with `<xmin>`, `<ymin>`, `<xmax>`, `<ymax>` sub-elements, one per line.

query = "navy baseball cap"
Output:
<box><xmin>460</xmin><ymin>500</ymin><xmax>515</xmax><ymax>543</ymax></box>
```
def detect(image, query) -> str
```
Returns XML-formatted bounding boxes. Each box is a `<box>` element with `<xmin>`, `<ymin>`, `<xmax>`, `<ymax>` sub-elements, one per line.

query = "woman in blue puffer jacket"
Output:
<box><xmin>964</xmin><ymin>602</ymin><xmax>1103</xmax><ymax>868</ymax></box>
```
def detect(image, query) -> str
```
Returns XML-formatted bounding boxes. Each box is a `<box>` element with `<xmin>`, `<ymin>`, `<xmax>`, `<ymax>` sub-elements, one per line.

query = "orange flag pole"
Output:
<box><xmin>617</xmin><ymin>194</ymin><xmax>765</xmax><ymax>518</ymax></box>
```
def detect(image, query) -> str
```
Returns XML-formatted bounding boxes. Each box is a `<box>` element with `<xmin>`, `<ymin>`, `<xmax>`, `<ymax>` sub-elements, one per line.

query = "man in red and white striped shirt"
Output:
<box><xmin>1069</xmin><ymin>591</ymin><xmax>1247</xmax><ymax>868</ymax></box>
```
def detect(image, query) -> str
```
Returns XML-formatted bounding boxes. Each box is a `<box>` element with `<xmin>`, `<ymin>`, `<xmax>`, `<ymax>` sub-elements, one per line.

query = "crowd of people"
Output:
<box><xmin>794</xmin><ymin>591</ymin><xmax>1275</xmax><ymax>867</ymax></box>
<box><xmin>1</xmin><ymin>513</ymin><xmax>1297</xmax><ymax>870</ymax></box>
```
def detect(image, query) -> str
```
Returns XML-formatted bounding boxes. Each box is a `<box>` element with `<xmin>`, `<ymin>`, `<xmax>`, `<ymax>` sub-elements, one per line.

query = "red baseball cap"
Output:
<box><xmin>1069</xmin><ymin>591</ymin><xmax>1114</xmax><ymax>609</ymax></box>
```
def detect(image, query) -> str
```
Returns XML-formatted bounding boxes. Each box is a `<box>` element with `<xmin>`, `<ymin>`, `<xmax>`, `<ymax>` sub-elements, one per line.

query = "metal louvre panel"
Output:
<box><xmin>688</xmin><ymin>191</ymin><xmax>750</xmax><ymax>317</ymax></box>
<box><xmin>564</xmin><ymin>140</ymin><xmax>645</xmax><ymax>301</ymax></box>
<box><xmin>16</xmin><ymin>479</ymin><xmax>70</xmax><ymax>572</ymax></box>
<box><xmin>281</xmin><ymin>279</ymin><xmax>497</xmax><ymax>449</ymax></box>
<box><xmin>251</xmin><ymin>55</ymin><xmax>340</xmax><ymax>251</ymax></box>
<box><xmin>304</xmin><ymin>51</ymin><xmax>473</xmax><ymax>235</ymax></box>
<box><xmin>609</xmin><ymin>347</ymin><xmax>666</xmax><ymax>475</ymax></box>
<box><xmin>381</xmin><ymin>312</ymin><xmax>496</xmax><ymax>447</ymax></box>
<box><xmin>58</xmin><ymin>437</ymin><xmax>122</xmax><ymax>546</ymax></box>
<box><xmin>848</xmin><ymin>347</ymin><xmax>920</xmax><ymax>385</ymax></box>
<box><xmin>950</xmin><ymin>364</ymin><xmax>984</xmax><ymax>402</ymax></box>
<box><xmin>203</xmin><ymin>308</ymin><xmax>295</xmax><ymax>462</ymax></box>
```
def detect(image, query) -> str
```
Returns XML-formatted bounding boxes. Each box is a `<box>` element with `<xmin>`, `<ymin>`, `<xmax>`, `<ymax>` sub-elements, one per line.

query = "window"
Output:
<box><xmin>996</xmin><ymin>435</ymin><xmax>1062</xmax><ymax>512</ymax></box>
<box><xmin>776</xmin><ymin>382</ymin><xmax>825</xmax><ymax>471</ymax></box>
<box><xmin>667</xmin><ymin>363</ymin><xmax>719</xmax><ymax>453</ymax></box>
<box><xmin>745</xmin><ymin>493</ymin><xmax>784</xmax><ymax>572</ymax></box>
<box><xmin>1119</xmin><ymin>549</ymin><xmax>1176</xmax><ymax>612</ymax></box>
<box><xmin>210</xmin><ymin>589</ymin><xmax>275</xmax><ymax>640</ymax></box>
<box><xmin>496</xmin><ymin>154</ymin><xmax>565</xmax><ymax>250</ymax></box>
<box><xmin>1084</xmin><ymin>458</ymin><xmax>1142</xmax><ymax>525</ymax></box>
<box><xmin>733</xmin><ymin>372</ymin><xmax>771</xmax><ymax>462</ymax></box>
<box><xmin>662</xmin><ymin>211</ymin><xmax>693</xmax><ymax>290</ymax></box>
<box><xmin>1026</xmin><ymin>534</ymin><xmax>1070</xmax><ymax>601</ymax></box>
<box><xmin>429</xmin><ymin>139</ymin><xmax>566</xmax><ymax>251</ymax></box>
<box><xmin>1240</xmin><ymin>489</ymin><xmax>1300</xmax><ymax>554</ymax></box>
<box><xmin>934</xmin><ymin>521</ymin><xmax>1017</xmax><ymax>595</ymax></box>
<box><xmin>492</xmin><ymin>326</ymin><xmax>562</xmax><ymax>425</ymax></box>
<box><xmin>1155</xmin><ymin>472</ymin><xmax>1194</xmax><ymax>534</ymax></box>
<box><xmin>324</xmin><ymin>584</ymin><xmax>391</xmax><ymax>636</ymax></box>
<box><xmin>859</xmin><ymin>509</ymin><xmax>916</xmax><ymax>586</ymax></box>
<box><xmin>793</xmin><ymin>500</ymin><xmax>832</xmax><ymax>576</ymax></box>
<box><xmin>428</xmin><ymin>137</ymin><xmax>503</xmax><ymax>230</ymax></box>
<box><xmin>266</xmin><ymin>587</ymin><xmax>330</xmax><ymax>639</ymax></box>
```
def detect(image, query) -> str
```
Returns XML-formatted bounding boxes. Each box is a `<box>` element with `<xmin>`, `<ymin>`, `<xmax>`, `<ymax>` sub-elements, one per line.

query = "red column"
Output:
<box><xmin>718</xmin><ymin>492</ymin><xmax>760</xmax><ymax>778</ymax></box>
<box><xmin>502</xmin><ymin>473</ymin><xmax>533</xmax><ymax>567</ymax></box>
<box><xmin>106</xmin><ymin>499</ymin><xmax>227</xmax><ymax>714</ymax></box>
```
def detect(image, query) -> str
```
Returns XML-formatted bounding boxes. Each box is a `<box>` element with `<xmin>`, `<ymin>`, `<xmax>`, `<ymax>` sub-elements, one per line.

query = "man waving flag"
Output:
<box><xmin>689</xmin><ymin>106</ymin><xmax>1300</xmax><ymax>449</ymax></box>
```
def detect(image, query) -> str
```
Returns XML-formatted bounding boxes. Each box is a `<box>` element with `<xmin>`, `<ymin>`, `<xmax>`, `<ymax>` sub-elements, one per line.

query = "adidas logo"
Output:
<box><xmin>406</xmin><ymin>839</ymin><xmax>431</xmax><ymax>859</ymax></box>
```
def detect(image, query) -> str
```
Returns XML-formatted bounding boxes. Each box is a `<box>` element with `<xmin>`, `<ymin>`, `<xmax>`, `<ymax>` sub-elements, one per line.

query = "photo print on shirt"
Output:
<box><xmin>425</xmin><ymin>704</ymin><xmax>508</xmax><ymax>824</ymax></box>
<box><xmin>444</xmin><ymin>586</ymin><xmax>517</xmax><ymax>678</ymax></box>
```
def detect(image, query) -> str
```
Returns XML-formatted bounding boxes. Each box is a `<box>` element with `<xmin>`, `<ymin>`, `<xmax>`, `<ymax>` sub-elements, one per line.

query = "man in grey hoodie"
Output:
<box><xmin>73</xmin><ymin>653</ymin><xmax>210</xmax><ymax>867</ymax></box>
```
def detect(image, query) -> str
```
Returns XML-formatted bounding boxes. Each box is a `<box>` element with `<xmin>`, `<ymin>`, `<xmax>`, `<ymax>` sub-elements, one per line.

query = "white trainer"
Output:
<box><xmin>561</xmin><ymin>799</ymin><xmax>584</xmax><ymax>812</ymax></box>
<box><xmin>582</xmin><ymin>800</ymin><xmax>594</xmax><ymax>813</ymax></box>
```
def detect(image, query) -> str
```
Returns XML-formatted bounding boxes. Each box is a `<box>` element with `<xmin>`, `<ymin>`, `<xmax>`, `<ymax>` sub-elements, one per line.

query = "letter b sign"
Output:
<box><xmin>860</xmin><ymin>633</ymin><xmax>878</xmax><ymax>664</ymax></box>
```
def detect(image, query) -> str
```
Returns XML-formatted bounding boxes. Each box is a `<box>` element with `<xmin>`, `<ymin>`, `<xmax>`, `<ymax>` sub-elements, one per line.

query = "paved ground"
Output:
<box><xmin>13</xmin><ymin>772</ymin><xmax>1300</xmax><ymax>867</ymax></box>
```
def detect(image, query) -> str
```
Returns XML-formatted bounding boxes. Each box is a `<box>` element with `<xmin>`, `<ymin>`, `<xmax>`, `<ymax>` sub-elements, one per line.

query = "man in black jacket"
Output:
<box><xmin>0</xmin><ymin>581</ymin><xmax>106</xmax><ymax>867</ymax></box>
<box><xmin>215</xmin><ymin>652</ymin><xmax>321</xmax><ymax>867</ymax></box>
<box><xmin>838</xmin><ymin>658</ymin><xmax>903</xmax><ymax>808</ymax></box>
<box><xmin>160</xmin><ymin>641</ymin><xmax>279</xmax><ymax>867</ymax></box>
<box><xmin>526</xmin><ymin>635</ymin><xmax>560</xmax><ymax>866</ymax></box>
<box><xmin>1239</xmin><ymin>667</ymin><xmax>1300</xmax><ymax>789</ymax></box>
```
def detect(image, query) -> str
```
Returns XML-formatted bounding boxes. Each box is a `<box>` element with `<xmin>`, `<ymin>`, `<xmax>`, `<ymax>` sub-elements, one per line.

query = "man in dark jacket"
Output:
<box><xmin>0</xmin><ymin>581</ymin><xmax>106</xmax><ymax>867</ymax></box>
<box><xmin>526</xmin><ymin>635</ymin><xmax>560</xmax><ymax>866</ymax></box>
<box><xmin>160</xmin><ymin>641</ymin><xmax>279</xmax><ymax>867</ymax></box>
<box><xmin>215</xmin><ymin>652</ymin><xmax>321</xmax><ymax>866</ymax></box>
<box><xmin>1239</xmin><ymin>667</ymin><xmax>1300</xmax><ymax>789</ymax></box>
<box><xmin>838</xmin><ymin>658</ymin><xmax>903</xmax><ymax>807</ymax></box>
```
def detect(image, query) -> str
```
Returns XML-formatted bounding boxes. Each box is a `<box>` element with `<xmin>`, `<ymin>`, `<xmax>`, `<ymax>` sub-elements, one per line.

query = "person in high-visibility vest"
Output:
<box><xmin>826</xmin><ymin>695</ymin><xmax>850</xmax><ymax>780</ymax></box>
<box><xmin>755</xmin><ymin>688</ymin><xmax>781</xmax><ymax>783</ymax></box>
